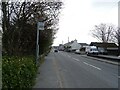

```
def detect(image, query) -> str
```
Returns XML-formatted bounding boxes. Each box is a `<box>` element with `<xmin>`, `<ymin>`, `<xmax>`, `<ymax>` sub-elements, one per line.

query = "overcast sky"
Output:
<box><xmin>53</xmin><ymin>0</ymin><xmax>119</xmax><ymax>46</ymax></box>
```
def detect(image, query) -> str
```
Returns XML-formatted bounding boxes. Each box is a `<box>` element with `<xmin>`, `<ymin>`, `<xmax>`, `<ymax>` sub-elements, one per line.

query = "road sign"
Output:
<box><xmin>37</xmin><ymin>22</ymin><xmax>45</xmax><ymax>30</ymax></box>
<box><xmin>36</xmin><ymin>21</ymin><xmax>45</xmax><ymax>65</ymax></box>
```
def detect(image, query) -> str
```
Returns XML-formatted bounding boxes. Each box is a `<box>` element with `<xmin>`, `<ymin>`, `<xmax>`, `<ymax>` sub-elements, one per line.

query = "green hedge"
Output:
<box><xmin>2</xmin><ymin>56</ymin><xmax>37</xmax><ymax>88</ymax></box>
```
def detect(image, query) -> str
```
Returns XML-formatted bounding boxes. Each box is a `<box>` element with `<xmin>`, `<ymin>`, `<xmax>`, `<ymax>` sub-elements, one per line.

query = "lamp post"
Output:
<box><xmin>36</xmin><ymin>21</ymin><xmax>45</xmax><ymax>65</ymax></box>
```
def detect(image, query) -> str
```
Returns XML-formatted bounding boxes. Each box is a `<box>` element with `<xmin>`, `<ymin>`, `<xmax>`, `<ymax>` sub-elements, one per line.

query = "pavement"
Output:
<box><xmin>98</xmin><ymin>55</ymin><xmax>120</xmax><ymax>60</ymax></box>
<box><xmin>90</xmin><ymin>54</ymin><xmax>120</xmax><ymax>61</ymax></box>
<box><xmin>33</xmin><ymin>51</ymin><xmax>119</xmax><ymax>88</ymax></box>
<box><xmin>81</xmin><ymin>55</ymin><xmax>119</xmax><ymax>65</ymax></box>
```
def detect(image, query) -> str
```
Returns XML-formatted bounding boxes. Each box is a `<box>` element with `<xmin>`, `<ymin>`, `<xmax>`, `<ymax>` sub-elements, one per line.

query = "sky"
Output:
<box><xmin>53</xmin><ymin>0</ymin><xmax>119</xmax><ymax>46</ymax></box>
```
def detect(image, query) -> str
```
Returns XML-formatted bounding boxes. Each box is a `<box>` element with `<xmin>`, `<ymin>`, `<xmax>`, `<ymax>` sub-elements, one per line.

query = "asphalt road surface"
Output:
<box><xmin>34</xmin><ymin>51</ymin><xmax>118</xmax><ymax>88</ymax></box>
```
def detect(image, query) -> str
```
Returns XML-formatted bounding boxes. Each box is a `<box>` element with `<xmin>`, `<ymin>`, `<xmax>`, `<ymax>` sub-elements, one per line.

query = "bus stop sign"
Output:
<box><xmin>37</xmin><ymin>22</ymin><xmax>45</xmax><ymax>30</ymax></box>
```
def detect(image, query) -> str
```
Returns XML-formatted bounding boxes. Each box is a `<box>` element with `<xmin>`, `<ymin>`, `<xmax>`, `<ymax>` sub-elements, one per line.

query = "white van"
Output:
<box><xmin>86</xmin><ymin>46</ymin><xmax>99</xmax><ymax>55</ymax></box>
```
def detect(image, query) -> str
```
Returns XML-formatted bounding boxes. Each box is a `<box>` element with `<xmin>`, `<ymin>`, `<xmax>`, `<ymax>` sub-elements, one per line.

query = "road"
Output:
<box><xmin>34</xmin><ymin>51</ymin><xmax>118</xmax><ymax>88</ymax></box>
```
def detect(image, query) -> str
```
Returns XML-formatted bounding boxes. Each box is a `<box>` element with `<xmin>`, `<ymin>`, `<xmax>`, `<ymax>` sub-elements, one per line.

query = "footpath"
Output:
<box><xmin>81</xmin><ymin>54</ymin><xmax>119</xmax><ymax>65</ymax></box>
<box><xmin>33</xmin><ymin>52</ymin><xmax>62</xmax><ymax>88</ymax></box>
<box><xmin>92</xmin><ymin>55</ymin><xmax>120</xmax><ymax>61</ymax></box>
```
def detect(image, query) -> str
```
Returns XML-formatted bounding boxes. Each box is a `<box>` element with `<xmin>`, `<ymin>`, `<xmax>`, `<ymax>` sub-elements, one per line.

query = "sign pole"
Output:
<box><xmin>36</xmin><ymin>25</ymin><xmax>39</xmax><ymax>65</ymax></box>
<box><xmin>36</xmin><ymin>22</ymin><xmax>44</xmax><ymax>65</ymax></box>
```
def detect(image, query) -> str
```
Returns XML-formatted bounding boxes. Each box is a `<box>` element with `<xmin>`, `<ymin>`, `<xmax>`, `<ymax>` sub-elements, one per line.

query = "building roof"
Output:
<box><xmin>90</xmin><ymin>42</ymin><xmax>118</xmax><ymax>48</ymax></box>
<box><xmin>64</xmin><ymin>40</ymin><xmax>77</xmax><ymax>46</ymax></box>
<box><xmin>79</xmin><ymin>43</ymin><xmax>88</xmax><ymax>46</ymax></box>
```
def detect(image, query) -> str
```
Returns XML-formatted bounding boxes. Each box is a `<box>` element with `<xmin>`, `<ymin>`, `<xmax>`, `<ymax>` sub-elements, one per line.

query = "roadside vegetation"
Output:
<box><xmin>1</xmin><ymin>0</ymin><xmax>63</xmax><ymax>88</ymax></box>
<box><xmin>2</xmin><ymin>56</ymin><xmax>37</xmax><ymax>88</ymax></box>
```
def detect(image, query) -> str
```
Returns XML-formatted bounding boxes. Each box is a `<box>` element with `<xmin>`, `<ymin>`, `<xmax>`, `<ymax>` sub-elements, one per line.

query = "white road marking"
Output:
<box><xmin>73</xmin><ymin>58</ymin><xmax>79</xmax><ymax>61</ymax></box>
<box><xmin>83</xmin><ymin>62</ymin><xmax>101</xmax><ymax>70</ymax></box>
<box><xmin>64</xmin><ymin>54</ymin><xmax>71</xmax><ymax>58</ymax></box>
<box><xmin>67</xmin><ymin>55</ymin><xmax>69</xmax><ymax>56</ymax></box>
<box><xmin>68</xmin><ymin>55</ymin><xmax>71</xmax><ymax>58</ymax></box>
<box><xmin>60</xmin><ymin>52</ymin><xmax>72</xmax><ymax>58</ymax></box>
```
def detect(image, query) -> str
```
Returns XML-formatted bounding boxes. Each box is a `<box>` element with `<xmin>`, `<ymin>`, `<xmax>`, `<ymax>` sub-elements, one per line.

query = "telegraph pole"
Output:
<box><xmin>62</xmin><ymin>40</ymin><xmax>63</xmax><ymax>45</ymax></box>
<box><xmin>68</xmin><ymin>37</ymin><xmax>69</xmax><ymax>43</ymax></box>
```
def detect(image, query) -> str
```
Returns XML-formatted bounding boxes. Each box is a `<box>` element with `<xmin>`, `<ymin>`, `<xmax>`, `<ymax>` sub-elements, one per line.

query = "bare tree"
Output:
<box><xmin>91</xmin><ymin>23</ymin><xmax>115</xmax><ymax>43</ymax></box>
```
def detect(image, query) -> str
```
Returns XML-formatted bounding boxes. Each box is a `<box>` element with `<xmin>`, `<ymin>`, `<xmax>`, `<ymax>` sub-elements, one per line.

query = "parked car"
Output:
<box><xmin>98</xmin><ymin>48</ymin><xmax>107</xmax><ymax>55</ymax></box>
<box><xmin>75</xmin><ymin>49</ymin><xmax>81</xmax><ymax>54</ymax></box>
<box><xmin>54</xmin><ymin>49</ymin><xmax>58</xmax><ymax>52</ymax></box>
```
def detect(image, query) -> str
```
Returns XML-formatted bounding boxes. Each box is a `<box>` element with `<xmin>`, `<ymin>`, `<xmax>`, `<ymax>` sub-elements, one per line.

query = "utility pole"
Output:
<box><xmin>118</xmin><ymin>1</ymin><xmax>120</xmax><ymax>56</ymax></box>
<box><xmin>62</xmin><ymin>40</ymin><xmax>63</xmax><ymax>45</ymax></box>
<box><xmin>68</xmin><ymin>37</ymin><xmax>69</xmax><ymax>43</ymax></box>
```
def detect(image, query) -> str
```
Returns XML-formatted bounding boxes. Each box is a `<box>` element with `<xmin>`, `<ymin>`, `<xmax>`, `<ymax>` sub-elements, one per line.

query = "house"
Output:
<box><xmin>78</xmin><ymin>43</ymin><xmax>89</xmax><ymax>54</ymax></box>
<box><xmin>79</xmin><ymin>43</ymin><xmax>88</xmax><ymax>47</ymax></box>
<box><xmin>89</xmin><ymin>42</ymin><xmax>119</xmax><ymax>56</ymax></box>
<box><xmin>64</xmin><ymin>39</ymin><xmax>81</xmax><ymax>52</ymax></box>
<box><xmin>79</xmin><ymin>43</ymin><xmax>88</xmax><ymax>50</ymax></box>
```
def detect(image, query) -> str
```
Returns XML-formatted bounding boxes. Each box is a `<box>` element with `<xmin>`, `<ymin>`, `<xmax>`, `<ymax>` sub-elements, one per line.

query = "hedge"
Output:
<box><xmin>2</xmin><ymin>56</ymin><xmax>37</xmax><ymax>88</ymax></box>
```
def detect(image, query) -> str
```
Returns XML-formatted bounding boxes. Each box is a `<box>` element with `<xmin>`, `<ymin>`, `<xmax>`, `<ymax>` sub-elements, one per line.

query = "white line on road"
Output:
<box><xmin>73</xmin><ymin>58</ymin><xmax>79</xmax><ymax>61</ymax></box>
<box><xmin>68</xmin><ymin>55</ymin><xmax>71</xmax><ymax>58</ymax></box>
<box><xmin>83</xmin><ymin>62</ymin><xmax>101</xmax><ymax>70</ymax></box>
<box><xmin>60</xmin><ymin>52</ymin><xmax>72</xmax><ymax>59</ymax></box>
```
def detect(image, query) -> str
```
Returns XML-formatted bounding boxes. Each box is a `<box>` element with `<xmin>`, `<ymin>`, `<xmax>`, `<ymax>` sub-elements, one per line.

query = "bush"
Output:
<box><xmin>2</xmin><ymin>56</ymin><xmax>37</xmax><ymax>88</ymax></box>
